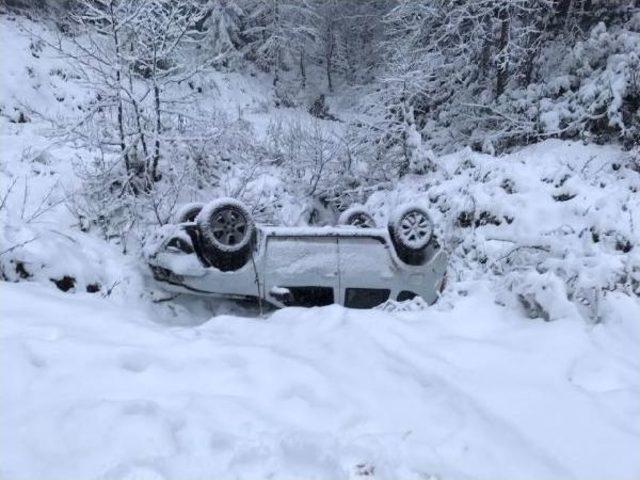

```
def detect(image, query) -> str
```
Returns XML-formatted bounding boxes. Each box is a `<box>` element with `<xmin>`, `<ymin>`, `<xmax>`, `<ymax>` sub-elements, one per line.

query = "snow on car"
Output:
<box><xmin>146</xmin><ymin>198</ymin><xmax>448</xmax><ymax>308</ymax></box>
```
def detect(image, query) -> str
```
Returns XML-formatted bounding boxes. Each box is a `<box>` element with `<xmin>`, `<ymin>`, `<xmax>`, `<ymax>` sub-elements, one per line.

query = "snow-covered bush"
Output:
<box><xmin>498</xmin><ymin>271</ymin><xmax>578</xmax><ymax>322</ymax></box>
<box><xmin>264</xmin><ymin>118</ymin><xmax>364</xmax><ymax>222</ymax></box>
<box><xmin>477</xmin><ymin>19</ymin><xmax>640</xmax><ymax>151</ymax></box>
<box><xmin>373</xmin><ymin>2</ymin><xmax>640</xmax><ymax>156</ymax></box>
<box><xmin>361</xmin><ymin>140</ymin><xmax>640</xmax><ymax>322</ymax></box>
<box><xmin>0</xmin><ymin>220</ymin><xmax>142</xmax><ymax>297</ymax></box>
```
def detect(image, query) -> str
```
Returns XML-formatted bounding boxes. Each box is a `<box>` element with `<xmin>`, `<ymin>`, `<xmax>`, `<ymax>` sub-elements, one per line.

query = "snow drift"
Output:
<box><xmin>1</xmin><ymin>281</ymin><xmax>639</xmax><ymax>480</ymax></box>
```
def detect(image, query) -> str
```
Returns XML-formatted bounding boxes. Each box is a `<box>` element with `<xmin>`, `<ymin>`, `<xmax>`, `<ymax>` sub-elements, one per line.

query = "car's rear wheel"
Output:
<box><xmin>175</xmin><ymin>202</ymin><xmax>204</xmax><ymax>223</ymax></box>
<box><xmin>388</xmin><ymin>203</ymin><xmax>434</xmax><ymax>265</ymax></box>
<box><xmin>338</xmin><ymin>205</ymin><xmax>376</xmax><ymax>228</ymax></box>
<box><xmin>196</xmin><ymin>198</ymin><xmax>255</xmax><ymax>271</ymax></box>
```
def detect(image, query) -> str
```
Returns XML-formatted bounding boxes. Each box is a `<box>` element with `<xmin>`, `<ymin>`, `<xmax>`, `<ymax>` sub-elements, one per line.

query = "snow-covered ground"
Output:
<box><xmin>2</xmin><ymin>11</ymin><xmax>640</xmax><ymax>480</ymax></box>
<box><xmin>2</xmin><ymin>280</ymin><xmax>639</xmax><ymax>480</ymax></box>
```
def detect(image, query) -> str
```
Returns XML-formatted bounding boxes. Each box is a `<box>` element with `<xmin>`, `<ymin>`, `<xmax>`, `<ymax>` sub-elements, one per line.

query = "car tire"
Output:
<box><xmin>175</xmin><ymin>202</ymin><xmax>204</xmax><ymax>223</ymax></box>
<box><xmin>338</xmin><ymin>205</ymin><xmax>376</xmax><ymax>228</ymax></box>
<box><xmin>388</xmin><ymin>203</ymin><xmax>434</xmax><ymax>265</ymax></box>
<box><xmin>196</xmin><ymin>198</ymin><xmax>255</xmax><ymax>271</ymax></box>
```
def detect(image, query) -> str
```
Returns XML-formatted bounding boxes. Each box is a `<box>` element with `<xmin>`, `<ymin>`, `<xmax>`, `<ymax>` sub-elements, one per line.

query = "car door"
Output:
<box><xmin>338</xmin><ymin>236</ymin><xmax>396</xmax><ymax>308</ymax></box>
<box><xmin>264</xmin><ymin>235</ymin><xmax>339</xmax><ymax>306</ymax></box>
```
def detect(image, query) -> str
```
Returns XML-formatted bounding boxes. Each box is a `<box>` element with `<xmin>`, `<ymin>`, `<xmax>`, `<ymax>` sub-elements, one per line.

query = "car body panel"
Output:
<box><xmin>264</xmin><ymin>235</ymin><xmax>339</xmax><ymax>302</ymax></box>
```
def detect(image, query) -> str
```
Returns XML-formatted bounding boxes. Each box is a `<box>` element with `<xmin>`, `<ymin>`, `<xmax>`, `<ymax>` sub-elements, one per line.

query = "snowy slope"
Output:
<box><xmin>1</xmin><ymin>281</ymin><xmax>639</xmax><ymax>480</ymax></box>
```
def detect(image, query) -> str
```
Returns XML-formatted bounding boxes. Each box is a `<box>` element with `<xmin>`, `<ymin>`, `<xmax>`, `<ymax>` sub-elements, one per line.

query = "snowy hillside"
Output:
<box><xmin>1</xmin><ymin>4</ymin><xmax>640</xmax><ymax>480</ymax></box>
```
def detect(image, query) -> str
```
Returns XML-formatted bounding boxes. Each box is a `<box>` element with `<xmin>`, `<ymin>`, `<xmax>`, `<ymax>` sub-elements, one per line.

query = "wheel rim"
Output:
<box><xmin>211</xmin><ymin>208</ymin><xmax>247</xmax><ymax>246</ymax></box>
<box><xmin>349</xmin><ymin>212</ymin><xmax>375</xmax><ymax>228</ymax></box>
<box><xmin>399</xmin><ymin>210</ymin><xmax>432</xmax><ymax>246</ymax></box>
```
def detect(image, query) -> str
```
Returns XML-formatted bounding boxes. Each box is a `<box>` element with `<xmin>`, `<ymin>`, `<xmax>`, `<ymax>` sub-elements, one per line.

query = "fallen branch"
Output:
<box><xmin>0</xmin><ymin>236</ymin><xmax>39</xmax><ymax>257</ymax></box>
<box><xmin>492</xmin><ymin>244</ymin><xmax>551</xmax><ymax>267</ymax></box>
<box><xmin>0</xmin><ymin>177</ymin><xmax>18</xmax><ymax>211</ymax></box>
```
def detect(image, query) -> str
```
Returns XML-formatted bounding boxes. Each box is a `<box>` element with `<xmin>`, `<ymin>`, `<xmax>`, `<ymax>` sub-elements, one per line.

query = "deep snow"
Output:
<box><xmin>1</xmin><ymin>281</ymin><xmax>639</xmax><ymax>480</ymax></box>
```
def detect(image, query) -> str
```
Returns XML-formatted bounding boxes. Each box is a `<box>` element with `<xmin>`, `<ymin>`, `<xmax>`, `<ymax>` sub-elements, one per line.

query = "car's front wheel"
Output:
<box><xmin>196</xmin><ymin>198</ymin><xmax>255</xmax><ymax>271</ymax></box>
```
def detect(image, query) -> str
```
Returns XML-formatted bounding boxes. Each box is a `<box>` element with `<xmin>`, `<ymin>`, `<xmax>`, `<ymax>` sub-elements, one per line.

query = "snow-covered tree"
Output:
<box><xmin>242</xmin><ymin>0</ymin><xmax>316</xmax><ymax>102</ymax></box>
<box><xmin>130</xmin><ymin>0</ymin><xmax>207</xmax><ymax>182</ymax></box>
<box><xmin>199</xmin><ymin>0</ymin><xmax>245</xmax><ymax>67</ymax></box>
<box><xmin>47</xmin><ymin>0</ymin><xmax>147</xmax><ymax>181</ymax></box>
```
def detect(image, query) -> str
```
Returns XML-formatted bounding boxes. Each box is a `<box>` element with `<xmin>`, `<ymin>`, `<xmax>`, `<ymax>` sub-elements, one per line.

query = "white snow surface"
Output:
<box><xmin>2</xmin><ymin>12</ymin><xmax>640</xmax><ymax>480</ymax></box>
<box><xmin>1</xmin><ymin>280</ymin><xmax>639</xmax><ymax>480</ymax></box>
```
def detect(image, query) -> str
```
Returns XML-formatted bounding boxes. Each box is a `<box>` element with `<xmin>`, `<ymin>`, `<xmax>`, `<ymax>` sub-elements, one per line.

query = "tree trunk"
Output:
<box><xmin>326</xmin><ymin>39</ymin><xmax>334</xmax><ymax>93</ymax></box>
<box><xmin>116</xmin><ymin>87</ymin><xmax>128</xmax><ymax>171</ymax></box>
<box><xmin>325</xmin><ymin>17</ymin><xmax>335</xmax><ymax>93</ymax></box>
<box><xmin>128</xmin><ymin>44</ymin><xmax>148</xmax><ymax>166</ymax></box>
<box><xmin>299</xmin><ymin>48</ymin><xmax>306</xmax><ymax>89</ymax></box>
<box><xmin>272</xmin><ymin>0</ymin><xmax>280</xmax><ymax>92</ymax></box>
<box><xmin>152</xmin><ymin>81</ymin><xmax>161</xmax><ymax>182</ymax></box>
<box><xmin>109</xmin><ymin>1</ymin><xmax>130</xmax><ymax>176</ymax></box>
<box><xmin>522</xmin><ymin>9</ymin><xmax>549</xmax><ymax>87</ymax></box>
<box><xmin>478</xmin><ymin>14</ymin><xmax>493</xmax><ymax>76</ymax></box>
<box><xmin>495</xmin><ymin>6</ymin><xmax>510</xmax><ymax>98</ymax></box>
<box><xmin>398</xmin><ymin>99</ymin><xmax>411</xmax><ymax>178</ymax></box>
<box><xmin>399</xmin><ymin>127</ymin><xmax>410</xmax><ymax>178</ymax></box>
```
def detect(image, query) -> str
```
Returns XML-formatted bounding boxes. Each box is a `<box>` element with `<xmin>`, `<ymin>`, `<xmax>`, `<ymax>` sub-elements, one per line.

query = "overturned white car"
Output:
<box><xmin>146</xmin><ymin>198</ymin><xmax>447</xmax><ymax>309</ymax></box>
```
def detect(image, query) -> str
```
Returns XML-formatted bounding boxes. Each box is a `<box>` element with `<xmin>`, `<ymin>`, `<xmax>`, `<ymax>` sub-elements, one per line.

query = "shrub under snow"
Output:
<box><xmin>362</xmin><ymin>140</ymin><xmax>640</xmax><ymax>323</ymax></box>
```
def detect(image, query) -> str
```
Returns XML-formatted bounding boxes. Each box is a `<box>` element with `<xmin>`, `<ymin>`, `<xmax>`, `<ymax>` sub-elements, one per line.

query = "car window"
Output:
<box><xmin>345</xmin><ymin>288</ymin><xmax>390</xmax><ymax>309</ymax></box>
<box><xmin>284</xmin><ymin>286</ymin><xmax>334</xmax><ymax>307</ymax></box>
